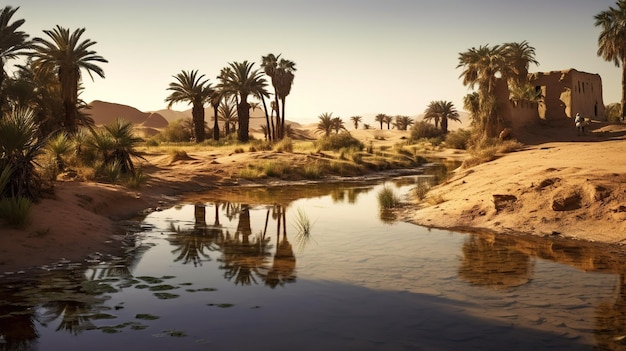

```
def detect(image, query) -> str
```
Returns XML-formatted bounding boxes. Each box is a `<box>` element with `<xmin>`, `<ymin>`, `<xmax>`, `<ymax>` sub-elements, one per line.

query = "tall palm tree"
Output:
<box><xmin>595</xmin><ymin>0</ymin><xmax>626</xmax><ymax>120</ymax></box>
<box><xmin>315</xmin><ymin>112</ymin><xmax>334</xmax><ymax>137</ymax></box>
<box><xmin>350</xmin><ymin>115</ymin><xmax>362</xmax><ymax>130</ymax></box>
<box><xmin>457</xmin><ymin>44</ymin><xmax>506</xmax><ymax>138</ymax></box>
<box><xmin>375</xmin><ymin>113</ymin><xmax>387</xmax><ymax>130</ymax></box>
<box><xmin>0</xmin><ymin>6</ymin><xmax>29</xmax><ymax>113</ymax></box>
<box><xmin>261</xmin><ymin>53</ymin><xmax>281</xmax><ymax>140</ymax></box>
<box><xmin>165</xmin><ymin>70</ymin><xmax>212</xmax><ymax>143</ymax></box>
<box><xmin>217</xmin><ymin>61</ymin><xmax>268</xmax><ymax>142</ymax></box>
<box><xmin>423</xmin><ymin>100</ymin><xmax>461</xmax><ymax>134</ymax></box>
<box><xmin>275</xmin><ymin>58</ymin><xmax>296</xmax><ymax>139</ymax></box>
<box><xmin>30</xmin><ymin>25</ymin><xmax>107</xmax><ymax>133</ymax></box>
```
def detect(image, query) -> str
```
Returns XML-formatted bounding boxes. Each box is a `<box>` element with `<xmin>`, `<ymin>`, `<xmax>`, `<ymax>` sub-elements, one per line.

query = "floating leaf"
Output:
<box><xmin>149</xmin><ymin>284</ymin><xmax>177</xmax><ymax>292</ymax></box>
<box><xmin>91</xmin><ymin>313</ymin><xmax>117</xmax><ymax>320</ymax></box>
<box><xmin>137</xmin><ymin>276</ymin><xmax>163</xmax><ymax>284</ymax></box>
<box><xmin>153</xmin><ymin>292</ymin><xmax>179</xmax><ymax>300</ymax></box>
<box><xmin>136</xmin><ymin>313</ymin><xmax>160</xmax><ymax>320</ymax></box>
<box><xmin>186</xmin><ymin>287</ymin><xmax>216</xmax><ymax>293</ymax></box>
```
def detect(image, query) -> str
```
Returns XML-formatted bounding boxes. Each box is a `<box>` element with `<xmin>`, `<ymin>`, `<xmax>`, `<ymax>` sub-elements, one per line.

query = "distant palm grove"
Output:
<box><xmin>1</xmin><ymin>1</ymin><xmax>626</xmax><ymax>225</ymax></box>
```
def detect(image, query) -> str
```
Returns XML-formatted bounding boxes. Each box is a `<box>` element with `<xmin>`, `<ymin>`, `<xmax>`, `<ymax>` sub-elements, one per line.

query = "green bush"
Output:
<box><xmin>444</xmin><ymin>129</ymin><xmax>472</xmax><ymax>150</ymax></box>
<box><xmin>315</xmin><ymin>132</ymin><xmax>364</xmax><ymax>151</ymax></box>
<box><xmin>410</xmin><ymin>121</ymin><xmax>444</xmax><ymax>140</ymax></box>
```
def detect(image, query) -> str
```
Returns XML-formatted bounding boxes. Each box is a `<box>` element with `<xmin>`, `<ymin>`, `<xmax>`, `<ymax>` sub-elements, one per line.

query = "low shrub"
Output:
<box><xmin>444</xmin><ymin>129</ymin><xmax>472</xmax><ymax>150</ymax></box>
<box><xmin>0</xmin><ymin>196</ymin><xmax>31</xmax><ymax>228</ymax></box>
<box><xmin>377</xmin><ymin>186</ymin><xmax>400</xmax><ymax>209</ymax></box>
<box><xmin>410</xmin><ymin>121</ymin><xmax>444</xmax><ymax>140</ymax></box>
<box><xmin>274</xmin><ymin>138</ymin><xmax>294</xmax><ymax>153</ymax></box>
<box><xmin>314</xmin><ymin>132</ymin><xmax>364</xmax><ymax>151</ymax></box>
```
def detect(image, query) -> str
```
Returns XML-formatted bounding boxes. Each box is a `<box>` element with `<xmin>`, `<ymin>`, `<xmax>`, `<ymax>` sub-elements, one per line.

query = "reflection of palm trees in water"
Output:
<box><xmin>39</xmin><ymin>300</ymin><xmax>94</xmax><ymax>335</ymax></box>
<box><xmin>595</xmin><ymin>273</ymin><xmax>626</xmax><ymax>349</ymax></box>
<box><xmin>219</xmin><ymin>204</ymin><xmax>273</xmax><ymax>285</ymax></box>
<box><xmin>167</xmin><ymin>203</ymin><xmax>224</xmax><ymax>266</ymax></box>
<box><xmin>458</xmin><ymin>234</ymin><xmax>534</xmax><ymax>289</ymax></box>
<box><xmin>265</xmin><ymin>205</ymin><xmax>296</xmax><ymax>288</ymax></box>
<box><xmin>0</xmin><ymin>302</ymin><xmax>37</xmax><ymax>351</ymax></box>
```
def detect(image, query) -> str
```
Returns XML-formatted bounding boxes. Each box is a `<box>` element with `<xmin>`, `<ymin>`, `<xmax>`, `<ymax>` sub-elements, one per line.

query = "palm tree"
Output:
<box><xmin>457</xmin><ymin>44</ymin><xmax>506</xmax><ymax>138</ymax></box>
<box><xmin>502</xmin><ymin>41</ymin><xmax>539</xmax><ymax>89</ymax></box>
<box><xmin>424</xmin><ymin>100</ymin><xmax>461</xmax><ymax>134</ymax></box>
<box><xmin>350</xmin><ymin>115</ymin><xmax>362</xmax><ymax>130</ymax></box>
<box><xmin>463</xmin><ymin>92</ymin><xmax>480</xmax><ymax>127</ymax></box>
<box><xmin>595</xmin><ymin>1</ymin><xmax>626</xmax><ymax>120</ymax></box>
<box><xmin>315</xmin><ymin>112</ymin><xmax>334</xmax><ymax>136</ymax></box>
<box><xmin>30</xmin><ymin>25</ymin><xmax>107</xmax><ymax>133</ymax></box>
<box><xmin>275</xmin><ymin>58</ymin><xmax>296</xmax><ymax>139</ymax></box>
<box><xmin>165</xmin><ymin>70</ymin><xmax>212</xmax><ymax>143</ymax></box>
<box><xmin>331</xmin><ymin>116</ymin><xmax>346</xmax><ymax>134</ymax></box>
<box><xmin>393</xmin><ymin>115</ymin><xmax>414</xmax><ymax>131</ymax></box>
<box><xmin>261</xmin><ymin>53</ymin><xmax>281</xmax><ymax>139</ymax></box>
<box><xmin>208</xmin><ymin>87</ymin><xmax>223</xmax><ymax>141</ymax></box>
<box><xmin>217</xmin><ymin>61</ymin><xmax>268</xmax><ymax>142</ymax></box>
<box><xmin>218</xmin><ymin>101</ymin><xmax>238</xmax><ymax>135</ymax></box>
<box><xmin>383</xmin><ymin>115</ymin><xmax>393</xmax><ymax>129</ymax></box>
<box><xmin>457</xmin><ymin>42</ymin><xmax>538</xmax><ymax>138</ymax></box>
<box><xmin>375</xmin><ymin>113</ymin><xmax>387</xmax><ymax>130</ymax></box>
<box><xmin>0</xmin><ymin>6</ymin><xmax>29</xmax><ymax>113</ymax></box>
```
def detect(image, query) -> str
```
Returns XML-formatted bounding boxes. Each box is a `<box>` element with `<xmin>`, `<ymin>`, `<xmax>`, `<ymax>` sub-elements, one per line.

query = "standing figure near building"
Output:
<box><xmin>575</xmin><ymin>113</ymin><xmax>585</xmax><ymax>135</ymax></box>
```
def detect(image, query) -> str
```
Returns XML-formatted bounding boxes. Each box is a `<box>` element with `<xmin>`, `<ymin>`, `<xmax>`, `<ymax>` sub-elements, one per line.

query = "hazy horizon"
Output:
<box><xmin>8</xmin><ymin>0</ymin><xmax>622</xmax><ymax>124</ymax></box>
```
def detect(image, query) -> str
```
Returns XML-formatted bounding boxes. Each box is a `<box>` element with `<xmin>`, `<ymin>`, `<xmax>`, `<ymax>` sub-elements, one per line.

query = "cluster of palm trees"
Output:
<box><xmin>0</xmin><ymin>6</ymin><xmax>111</xmax><ymax>203</ymax></box>
<box><xmin>456</xmin><ymin>40</ymin><xmax>539</xmax><ymax>139</ymax></box>
<box><xmin>0</xmin><ymin>6</ymin><xmax>149</xmax><ymax>213</ymax></box>
<box><xmin>165</xmin><ymin>54</ymin><xmax>297</xmax><ymax>144</ymax></box>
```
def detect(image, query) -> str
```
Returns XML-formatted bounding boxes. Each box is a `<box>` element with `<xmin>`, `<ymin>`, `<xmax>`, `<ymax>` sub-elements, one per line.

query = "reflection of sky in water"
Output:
<box><xmin>22</xmin><ymin>181</ymin><xmax>626</xmax><ymax>350</ymax></box>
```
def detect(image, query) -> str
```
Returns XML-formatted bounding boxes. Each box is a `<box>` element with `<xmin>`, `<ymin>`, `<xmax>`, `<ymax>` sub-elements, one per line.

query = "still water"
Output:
<box><xmin>2</xmin><ymin>177</ymin><xmax>626</xmax><ymax>350</ymax></box>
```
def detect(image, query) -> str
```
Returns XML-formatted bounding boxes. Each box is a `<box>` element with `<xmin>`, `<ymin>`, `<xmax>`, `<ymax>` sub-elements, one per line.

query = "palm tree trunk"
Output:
<box><xmin>273</xmin><ymin>90</ymin><xmax>280</xmax><ymax>140</ymax></box>
<box><xmin>280</xmin><ymin>97</ymin><xmax>286</xmax><ymax>139</ymax></box>
<box><xmin>622</xmin><ymin>60</ymin><xmax>626</xmax><ymax>121</ymax></box>
<box><xmin>260</xmin><ymin>96</ymin><xmax>272</xmax><ymax>141</ymax></box>
<box><xmin>212</xmin><ymin>104</ymin><xmax>220</xmax><ymax>141</ymax></box>
<box><xmin>192</xmin><ymin>103</ymin><xmax>205</xmax><ymax>142</ymax></box>
<box><xmin>237</xmin><ymin>96</ymin><xmax>250</xmax><ymax>142</ymax></box>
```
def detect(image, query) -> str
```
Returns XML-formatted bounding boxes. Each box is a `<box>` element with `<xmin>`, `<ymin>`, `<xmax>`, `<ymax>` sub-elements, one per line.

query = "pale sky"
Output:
<box><xmin>8</xmin><ymin>0</ymin><xmax>622</xmax><ymax>124</ymax></box>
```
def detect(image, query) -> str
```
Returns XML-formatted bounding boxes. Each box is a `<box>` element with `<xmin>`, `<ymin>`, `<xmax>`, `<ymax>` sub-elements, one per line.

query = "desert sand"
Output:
<box><xmin>1</xmin><ymin>119</ymin><xmax>626</xmax><ymax>272</ymax></box>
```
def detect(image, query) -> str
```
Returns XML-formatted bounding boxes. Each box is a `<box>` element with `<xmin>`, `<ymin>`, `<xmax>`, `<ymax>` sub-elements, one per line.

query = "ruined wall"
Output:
<box><xmin>495</xmin><ymin>79</ymin><xmax>540</xmax><ymax>131</ymax></box>
<box><xmin>529</xmin><ymin>69</ymin><xmax>604</xmax><ymax>121</ymax></box>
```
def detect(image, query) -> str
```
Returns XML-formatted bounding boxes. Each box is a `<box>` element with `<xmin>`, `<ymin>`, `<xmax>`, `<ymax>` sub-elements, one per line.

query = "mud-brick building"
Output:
<box><xmin>496</xmin><ymin>68</ymin><xmax>605</xmax><ymax>133</ymax></box>
<box><xmin>529</xmin><ymin>68</ymin><xmax>605</xmax><ymax>120</ymax></box>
